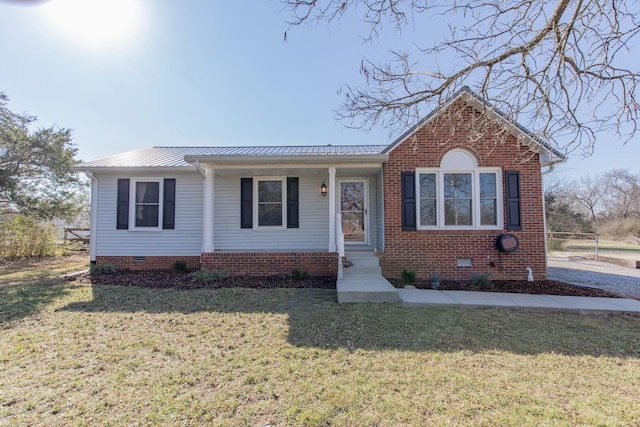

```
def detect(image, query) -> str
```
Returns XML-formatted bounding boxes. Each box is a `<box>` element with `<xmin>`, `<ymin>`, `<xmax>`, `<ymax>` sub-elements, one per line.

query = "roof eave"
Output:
<box><xmin>72</xmin><ymin>165</ymin><xmax>197</xmax><ymax>174</ymax></box>
<box><xmin>183</xmin><ymin>153</ymin><xmax>389</xmax><ymax>166</ymax></box>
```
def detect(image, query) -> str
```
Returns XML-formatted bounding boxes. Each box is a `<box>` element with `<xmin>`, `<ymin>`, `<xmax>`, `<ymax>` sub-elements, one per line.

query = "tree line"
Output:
<box><xmin>546</xmin><ymin>170</ymin><xmax>640</xmax><ymax>241</ymax></box>
<box><xmin>0</xmin><ymin>93</ymin><xmax>86</xmax><ymax>258</ymax></box>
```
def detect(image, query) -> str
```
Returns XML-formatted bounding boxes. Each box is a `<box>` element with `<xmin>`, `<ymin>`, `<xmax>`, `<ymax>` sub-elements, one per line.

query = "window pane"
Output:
<box><xmin>258</xmin><ymin>203</ymin><xmax>282</xmax><ymax>226</ymax></box>
<box><xmin>420</xmin><ymin>199</ymin><xmax>437</xmax><ymax>226</ymax></box>
<box><xmin>480</xmin><ymin>173</ymin><xmax>497</xmax><ymax>225</ymax></box>
<box><xmin>445</xmin><ymin>199</ymin><xmax>472</xmax><ymax>226</ymax></box>
<box><xmin>481</xmin><ymin>199</ymin><xmax>497</xmax><ymax>225</ymax></box>
<box><xmin>135</xmin><ymin>205</ymin><xmax>159</xmax><ymax>227</ymax></box>
<box><xmin>480</xmin><ymin>173</ymin><xmax>496</xmax><ymax>199</ymax></box>
<box><xmin>444</xmin><ymin>174</ymin><xmax>471</xmax><ymax>199</ymax></box>
<box><xmin>419</xmin><ymin>174</ymin><xmax>436</xmax><ymax>198</ymax></box>
<box><xmin>444</xmin><ymin>173</ymin><xmax>472</xmax><ymax>226</ymax></box>
<box><xmin>341</xmin><ymin>212</ymin><xmax>365</xmax><ymax>242</ymax></box>
<box><xmin>136</xmin><ymin>182</ymin><xmax>159</xmax><ymax>203</ymax></box>
<box><xmin>258</xmin><ymin>181</ymin><xmax>282</xmax><ymax>203</ymax></box>
<box><xmin>340</xmin><ymin>182</ymin><xmax>364</xmax><ymax>211</ymax></box>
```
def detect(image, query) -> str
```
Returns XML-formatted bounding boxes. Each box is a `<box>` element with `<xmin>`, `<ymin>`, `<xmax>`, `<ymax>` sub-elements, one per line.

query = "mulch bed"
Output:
<box><xmin>69</xmin><ymin>269</ymin><xmax>625</xmax><ymax>298</ymax></box>
<box><xmin>70</xmin><ymin>270</ymin><xmax>336</xmax><ymax>290</ymax></box>
<box><xmin>387</xmin><ymin>278</ymin><xmax>622</xmax><ymax>298</ymax></box>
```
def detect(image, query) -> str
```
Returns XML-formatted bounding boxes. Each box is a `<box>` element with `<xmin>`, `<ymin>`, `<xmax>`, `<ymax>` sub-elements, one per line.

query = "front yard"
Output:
<box><xmin>2</xmin><ymin>258</ymin><xmax>640</xmax><ymax>426</ymax></box>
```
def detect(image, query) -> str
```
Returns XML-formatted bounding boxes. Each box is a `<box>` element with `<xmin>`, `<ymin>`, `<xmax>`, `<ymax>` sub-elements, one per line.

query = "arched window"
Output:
<box><xmin>415</xmin><ymin>149</ymin><xmax>503</xmax><ymax>229</ymax></box>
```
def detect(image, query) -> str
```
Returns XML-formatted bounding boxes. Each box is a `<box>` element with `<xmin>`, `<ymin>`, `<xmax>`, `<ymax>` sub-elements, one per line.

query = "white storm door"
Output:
<box><xmin>338</xmin><ymin>179</ymin><xmax>368</xmax><ymax>244</ymax></box>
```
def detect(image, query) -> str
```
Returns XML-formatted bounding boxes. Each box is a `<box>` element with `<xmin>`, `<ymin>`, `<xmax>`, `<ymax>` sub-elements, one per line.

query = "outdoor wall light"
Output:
<box><xmin>320</xmin><ymin>181</ymin><xmax>327</xmax><ymax>197</ymax></box>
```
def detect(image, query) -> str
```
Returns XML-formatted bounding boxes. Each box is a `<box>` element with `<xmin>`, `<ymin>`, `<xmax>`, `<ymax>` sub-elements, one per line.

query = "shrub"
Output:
<box><xmin>173</xmin><ymin>259</ymin><xmax>188</xmax><ymax>272</ymax></box>
<box><xmin>469</xmin><ymin>272</ymin><xmax>493</xmax><ymax>289</ymax></box>
<box><xmin>598</xmin><ymin>218</ymin><xmax>640</xmax><ymax>240</ymax></box>
<box><xmin>401</xmin><ymin>269</ymin><xmax>416</xmax><ymax>285</ymax></box>
<box><xmin>430</xmin><ymin>274</ymin><xmax>442</xmax><ymax>289</ymax></box>
<box><xmin>0</xmin><ymin>215</ymin><xmax>58</xmax><ymax>259</ymax></box>
<box><xmin>291</xmin><ymin>268</ymin><xmax>310</xmax><ymax>281</ymax></box>
<box><xmin>193</xmin><ymin>268</ymin><xmax>229</xmax><ymax>284</ymax></box>
<box><xmin>90</xmin><ymin>263</ymin><xmax>117</xmax><ymax>275</ymax></box>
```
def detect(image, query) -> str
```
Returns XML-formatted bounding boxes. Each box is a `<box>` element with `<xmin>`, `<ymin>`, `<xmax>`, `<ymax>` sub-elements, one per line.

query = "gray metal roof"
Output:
<box><xmin>76</xmin><ymin>89</ymin><xmax>565</xmax><ymax>170</ymax></box>
<box><xmin>76</xmin><ymin>145</ymin><xmax>388</xmax><ymax>168</ymax></box>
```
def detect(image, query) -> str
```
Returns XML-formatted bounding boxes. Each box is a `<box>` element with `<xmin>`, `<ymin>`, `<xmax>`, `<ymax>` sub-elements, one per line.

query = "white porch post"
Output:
<box><xmin>203</xmin><ymin>167</ymin><xmax>214</xmax><ymax>253</ymax></box>
<box><xmin>328</xmin><ymin>167</ymin><xmax>337</xmax><ymax>252</ymax></box>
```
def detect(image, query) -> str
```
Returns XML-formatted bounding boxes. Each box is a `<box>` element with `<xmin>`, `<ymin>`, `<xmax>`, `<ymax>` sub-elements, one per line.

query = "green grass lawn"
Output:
<box><xmin>2</xmin><ymin>259</ymin><xmax>640</xmax><ymax>426</ymax></box>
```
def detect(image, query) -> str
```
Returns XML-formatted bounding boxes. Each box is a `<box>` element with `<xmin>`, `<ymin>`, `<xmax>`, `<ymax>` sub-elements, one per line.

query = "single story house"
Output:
<box><xmin>75</xmin><ymin>87</ymin><xmax>565</xmax><ymax>281</ymax></box>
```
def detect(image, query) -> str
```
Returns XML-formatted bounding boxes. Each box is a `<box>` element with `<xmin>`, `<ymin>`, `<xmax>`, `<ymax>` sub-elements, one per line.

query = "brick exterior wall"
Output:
<box><xmin>95</xmin><ymin>256</ymin><xmax>201</xmax><ymax>271</ymax></box>
<box><xmin>201</xmin><ymin>252</ymin><xmax>339</xmax><ymax>277</ymax></box>
<box><xmin>379</xmin><ymin>100</ymin><xmax>548</xmax><ymax>281</ymax></box>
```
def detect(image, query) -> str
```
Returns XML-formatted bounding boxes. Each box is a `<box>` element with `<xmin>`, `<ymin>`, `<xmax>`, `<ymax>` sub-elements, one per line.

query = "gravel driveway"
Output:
<box><xmin>548</xmin><ymin>257</ymin><xmax>640</xmax><ymax>299</ymax></box>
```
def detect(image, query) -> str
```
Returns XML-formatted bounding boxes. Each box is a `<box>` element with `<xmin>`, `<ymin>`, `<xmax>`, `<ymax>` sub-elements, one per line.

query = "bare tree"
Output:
<box><xmin>561</xmin><ymin>175</ymin><xmax>605</xmax><ymax>222</ymax></box>
<box><xmin>284</xmin><ymin>0</ymin><xmax>640</xmax><ymax>155</ymax></box>
<box><xmin>600</xmin><ymin>169</ymin><xmax>640</xmax><ymax>219</ymax></box>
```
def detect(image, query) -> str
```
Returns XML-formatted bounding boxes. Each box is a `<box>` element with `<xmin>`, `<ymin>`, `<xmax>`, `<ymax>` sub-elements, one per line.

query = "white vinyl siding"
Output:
<box><xmin>214</xmin><ymin>175</ymin><xmax>329</xmax><ymax>250</ymax></box>
<box><xmin>95</xmin><ymin>172</ymin><xmax>203</xmax><ymax>256</ymax></box>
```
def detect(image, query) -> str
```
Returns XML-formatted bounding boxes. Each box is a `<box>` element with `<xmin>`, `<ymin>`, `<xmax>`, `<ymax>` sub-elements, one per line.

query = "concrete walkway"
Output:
<box><xmin>398</xmin><ymin>288</ymin><xmax>640</xmax><ymax>314</ymax></box>
<box><xmin>336</xmin><ymin>250</ymin><xmax>640</xmax><ymax>314</ymax></box>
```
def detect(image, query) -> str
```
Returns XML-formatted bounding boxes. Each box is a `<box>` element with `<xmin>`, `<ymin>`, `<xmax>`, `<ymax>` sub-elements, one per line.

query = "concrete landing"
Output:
<box><xmin>336</xmin><ymin>251</ymin><xmax>400</xmax><ymax>303</ymax></box>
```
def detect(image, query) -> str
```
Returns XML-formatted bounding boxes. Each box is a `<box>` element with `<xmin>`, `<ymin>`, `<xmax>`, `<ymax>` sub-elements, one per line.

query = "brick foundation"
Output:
<box><xmin>201</xmin><ymin>251</ymin><xmax>339</xmax><ymax>277</ymax></box>
<box><xmin>95</xmin><ymin>255</ymin><xmax>201</xmax><ymax>271</ymax></box>
<box><xmin>95</xmin><ymin>252</ymin><xmax>339</xmax><ymax>276</ymax></box>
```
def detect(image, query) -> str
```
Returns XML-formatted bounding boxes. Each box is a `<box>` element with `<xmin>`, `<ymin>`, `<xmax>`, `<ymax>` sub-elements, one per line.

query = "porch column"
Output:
<box><xmin>328</xmin><ymin>166</ymin><xmax>337</xmax><ymax>252</ymax></box>
<box><xmin>203</xmin><ymin>167</ymin><xmax>214</xmax><ymax>253</ymax></box>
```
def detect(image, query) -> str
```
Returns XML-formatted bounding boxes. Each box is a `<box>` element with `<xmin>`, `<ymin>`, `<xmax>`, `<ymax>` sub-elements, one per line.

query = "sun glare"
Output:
<box><xmin>39</xmin><ymin>0</ymin><xmax>144</xmax><ymax>50</ymax></box>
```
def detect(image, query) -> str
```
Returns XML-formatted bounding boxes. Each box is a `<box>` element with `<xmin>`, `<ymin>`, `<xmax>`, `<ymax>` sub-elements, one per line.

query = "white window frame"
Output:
<box><xmin>129</xmin><ymin>178</ymin><xmax>164</xmax><ymax>231</ymax></box>
<box><xmin>416</xmin><ymin>167</ymin><xmax>503</xmax><ymax>230</ymax></box>
<box><xmin>253</xmin><ymin>176</ymin><xmax>286</xmax><ymax>229</ymax></box>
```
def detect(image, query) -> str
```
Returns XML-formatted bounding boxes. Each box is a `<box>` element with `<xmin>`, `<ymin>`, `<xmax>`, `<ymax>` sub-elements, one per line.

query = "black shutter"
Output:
<box><xmin>116</xmin><ymin>178</ymin><xmax>130</xmax><ymax>229</ymax></box>
<box><xmin>402</xmin><ymin>172</ymin><xmax>416</xmax><ymax>231</ymax></box>
<box><xmin>240</xmin><ymin>178</ymin><xmax>253</xmax><ymax>229</ymax></box>
<box><xmin>505</xmin><ymin>170</ymin><xmax>522</xmax><ymax>231</ymax></box>
<box><xmin>163</xmin><ymin>178</ymin><xmax>176</xmax><ymax>229</ymax></box>
<box><xmin>287</xmin><ymin>177</ymin><xmax>299</xmax><ymax>228</ymax></box>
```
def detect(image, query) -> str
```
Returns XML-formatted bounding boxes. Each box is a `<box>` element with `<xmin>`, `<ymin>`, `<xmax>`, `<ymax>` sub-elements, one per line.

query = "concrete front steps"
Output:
<box><xmin>336</xmin><ymin>250</ymin><xmax>400</xmax><ymax>303</ymax></box>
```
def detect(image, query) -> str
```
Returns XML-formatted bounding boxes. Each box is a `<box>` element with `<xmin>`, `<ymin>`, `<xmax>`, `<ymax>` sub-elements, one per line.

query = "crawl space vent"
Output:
<box><xmin>457</xmin><ymin>258</ymin><xmax>472</xmax><ymax>267</ymax></box>
<box><xmin>132</xmin><ymin>256</ymin><xmax>146</xmax><ymax>262</ymax></box>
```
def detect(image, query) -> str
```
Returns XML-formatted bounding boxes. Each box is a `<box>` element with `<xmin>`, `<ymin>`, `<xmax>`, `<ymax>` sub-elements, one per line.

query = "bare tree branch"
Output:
<box><xmin>283</xmin><ymin>0</ymin><xmax>640</xmax><ymax>154</ymax></box>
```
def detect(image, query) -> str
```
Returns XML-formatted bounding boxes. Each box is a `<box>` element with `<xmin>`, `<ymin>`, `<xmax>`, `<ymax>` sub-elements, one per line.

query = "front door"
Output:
<box><xmin>339</xmin><ymin>179</ymin><xmax>367</xmax><ymax>244</ymax></box>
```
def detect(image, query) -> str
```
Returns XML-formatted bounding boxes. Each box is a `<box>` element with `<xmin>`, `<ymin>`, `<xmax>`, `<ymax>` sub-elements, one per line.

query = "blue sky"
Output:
<box><xmin>1</xmin><ymin>0</ymin><xmax>638</xmax><ymax>181</ymax></box>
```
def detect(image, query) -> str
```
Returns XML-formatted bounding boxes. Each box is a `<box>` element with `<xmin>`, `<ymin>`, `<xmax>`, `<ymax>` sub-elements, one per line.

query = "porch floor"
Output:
<box><xmin>336</xmin><ymin>250</ymin><xmax>400</xmax><ymax>303</ymax></box>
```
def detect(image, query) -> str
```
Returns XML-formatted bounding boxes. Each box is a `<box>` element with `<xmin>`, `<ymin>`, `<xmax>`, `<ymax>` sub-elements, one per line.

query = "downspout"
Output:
<box><xmin>540</xmin><ymin>153</ymin><xmax>565</xmax><ymax>272</ymax></box>
<box><xmin>84</xmin><ymin>170</ymin><xmax>98</xmax><ymax>264</ymax></box>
